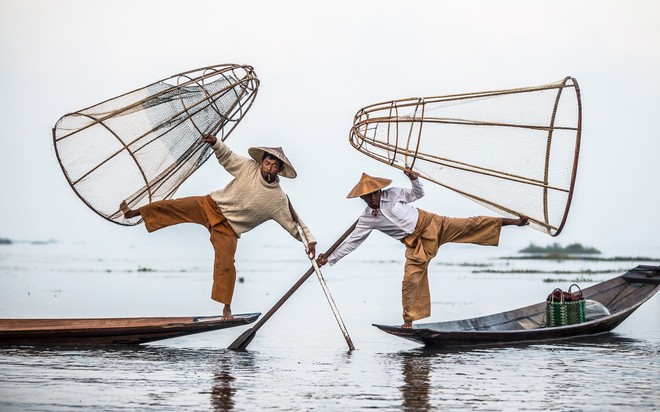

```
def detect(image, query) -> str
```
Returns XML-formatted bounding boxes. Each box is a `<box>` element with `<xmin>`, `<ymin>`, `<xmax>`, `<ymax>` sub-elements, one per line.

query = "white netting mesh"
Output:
<box><xmin>53</xmin><ymin>64</ymin><xmax>259</xmax><ymax>225</ymax></box>
<box><xmin>350</xmin><ymin>77</ymin><xmax>581</xmax><ymax>236</ymax></box>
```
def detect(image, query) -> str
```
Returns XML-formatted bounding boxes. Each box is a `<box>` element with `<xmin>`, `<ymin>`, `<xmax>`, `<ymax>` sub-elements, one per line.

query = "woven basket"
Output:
<box><xmin>546</xmin><ymin>284</ymin><xmax>586</xmax><ymax>327</ymax></box>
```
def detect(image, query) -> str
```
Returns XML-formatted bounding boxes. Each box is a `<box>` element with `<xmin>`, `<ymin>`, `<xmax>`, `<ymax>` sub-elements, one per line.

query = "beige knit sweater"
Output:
<box><xmin>209</xmin><ymin>141</ymin><xmax>315</xmax><ymax>244</ymax></box>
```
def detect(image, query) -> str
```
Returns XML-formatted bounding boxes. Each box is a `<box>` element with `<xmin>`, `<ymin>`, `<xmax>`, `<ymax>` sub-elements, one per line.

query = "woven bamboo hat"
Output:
<box><xmin>346</xmin><ymin>173</ymin><xmax>392</xmax><ymax>198</ymax></box>
<box><xmin>248</xmin><ymin>146</ymin><xmax>297</xmax><ymax>178</ymax></box>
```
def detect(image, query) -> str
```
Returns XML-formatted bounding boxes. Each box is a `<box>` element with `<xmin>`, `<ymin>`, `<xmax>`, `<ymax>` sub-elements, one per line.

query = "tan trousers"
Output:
<box><xmin>400</xmin><ymin>209</ymin><xmax>502</xmax><ymax>322</ymax></box>
<box><xmin>139</xmin><ymin>195</ymin><xmax>238</xmax><ymax>305</ymax></box>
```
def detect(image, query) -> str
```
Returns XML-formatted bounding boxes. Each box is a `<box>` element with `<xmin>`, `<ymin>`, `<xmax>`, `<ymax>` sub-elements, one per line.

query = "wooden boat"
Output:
<box><xmin>0</xmin><ymin>313</ymin><xmax>260</xmax><ymax>346</ymax></box>
<box><xmin>374</xmin><ymin>265</ymin><xmax>660</xmax><ymax>348</ymax></box>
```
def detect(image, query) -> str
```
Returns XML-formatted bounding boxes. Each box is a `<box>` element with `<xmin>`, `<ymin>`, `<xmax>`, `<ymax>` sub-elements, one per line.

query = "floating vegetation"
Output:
<box><xmin>543</xmin><ymin>276</ymin><xmax>597</xmax><ymax>283</ymax></box>
<box><xmin>137</xmin><ymin>266</ymin><xmax>155</xmax><ymax>272</ymax></box>
<box><xmin>0</xmin><ymin>238</ymin><xmax>57</xmax><ymax>245</ymax></box>
<box><xmin>519</xmin><ymin>242</ymin><xmax>601</xmax><ymax>254</ymax></box>
<box><xmin>351</xmin><ymin>260</ymin><xmax>492</xmax><ymax>267</ymax></box>
<box><xmin>502</xmin><ymin>255</ymin><xmax>660</xmax><ymax>262</ymax></box>
<box><xmin>437</xmin><ymin>262</ymin><xmax>493</xmax><ymax>268</ymax></box>
<box><xmin>473</xmin><ymin>269</ymin><xmax>620</xmax><ymax>275</ymax></box>
<box><xmin>30</xmin><ymin>239</ymin><xmax>57</xmax><ymax>245</ymax></box>
<box><xmin>363</xmin><ymin>259</ymin><xmax>402</xmax><ymax>264</ymax></box>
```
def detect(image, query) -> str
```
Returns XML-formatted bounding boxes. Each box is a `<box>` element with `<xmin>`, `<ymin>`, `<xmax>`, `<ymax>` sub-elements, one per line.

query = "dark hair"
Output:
<box><xmin>262</xmin><ymin>153</ymin><xmax>284</xmax><ymax>169</ymax></box>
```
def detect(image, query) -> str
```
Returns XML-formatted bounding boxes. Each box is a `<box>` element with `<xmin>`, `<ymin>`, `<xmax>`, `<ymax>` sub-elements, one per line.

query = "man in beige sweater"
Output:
<box><xmin>122</xmin><ymin>134</ymin><xmax>316</xmax><ymax>319</ymax></box>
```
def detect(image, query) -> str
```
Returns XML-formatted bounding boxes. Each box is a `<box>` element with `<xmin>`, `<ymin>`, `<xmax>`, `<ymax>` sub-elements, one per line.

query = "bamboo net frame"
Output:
<box><xmin>53</xmin><ymin>64</ymin><xmax>259</xmax><ymax>225</ymax></box>
<box><xmin>349</xmin><ymin>77</ymin><xmax>581</xmax><ymax>236</ymax></box>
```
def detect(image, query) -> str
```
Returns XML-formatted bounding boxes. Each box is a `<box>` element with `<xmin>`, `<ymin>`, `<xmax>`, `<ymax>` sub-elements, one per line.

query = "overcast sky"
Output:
<box><xmin>1</xmin><ymin>0</ymin><xmax>659</xmax><ymax>256</ymax></box>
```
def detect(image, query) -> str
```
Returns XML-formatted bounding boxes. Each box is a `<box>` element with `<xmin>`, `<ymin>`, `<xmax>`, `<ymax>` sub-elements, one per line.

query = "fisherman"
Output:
<box><xmin>121</xmin><ymin>134</ymin><xmax>316</xmax><ymax>319</ymax></box>
<box><xmin>317</xmin><ymin>170</ymin><xmax>527</xmax><ymax>328</ymax></box>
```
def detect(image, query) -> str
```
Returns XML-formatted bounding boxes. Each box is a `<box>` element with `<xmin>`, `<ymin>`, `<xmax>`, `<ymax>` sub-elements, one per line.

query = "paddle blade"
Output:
<box><xmin>227</xmin><ymin>327</ymin><xmax>256</xmax><ymax>351</ymax></box>
<box><xmin>350</xmin><ymin>77</ymin><xmax>581</xmax><ymax>236</ymax></box>
<box><xmin>53</xmin><ymin>64</ymin><xmax>259</xmax><ymax>225</ymax></box>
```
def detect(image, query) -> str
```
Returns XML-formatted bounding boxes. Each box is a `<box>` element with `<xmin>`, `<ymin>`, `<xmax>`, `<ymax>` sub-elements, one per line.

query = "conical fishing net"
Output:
<box><xmin>350</xmin><ymin>77</ymin><xmax>581</xmax><ymax>236</ymax></box>
<box><xmin>53</xmin><ymin>64</ymin><xmax>259</xmax><ymax>225</ymax></box>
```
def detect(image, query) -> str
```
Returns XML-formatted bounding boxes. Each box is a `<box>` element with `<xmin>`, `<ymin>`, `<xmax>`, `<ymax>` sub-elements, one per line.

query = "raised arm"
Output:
<box><xmin>402</xmin><ymin>168</ymin><xmax>424</xmax><ymax>202</ymax></box>
<box><xmin>202</xmin><ymin>134</ymin><xmax>251</xmax><ymax>177</ymax></box>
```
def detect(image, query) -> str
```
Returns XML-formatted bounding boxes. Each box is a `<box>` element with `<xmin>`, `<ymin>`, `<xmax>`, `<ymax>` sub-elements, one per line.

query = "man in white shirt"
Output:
<box><xmin>317</xmin><ymin>170</ymin><xmax>527</xmax><ymax>328</ymax></box>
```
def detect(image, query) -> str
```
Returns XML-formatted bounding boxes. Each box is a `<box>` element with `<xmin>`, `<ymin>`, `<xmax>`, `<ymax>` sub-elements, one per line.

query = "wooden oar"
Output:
<box><xmin>228</xmin><ymin>220</ymin><xmax>358</xmax><ymax>351</ymax></box>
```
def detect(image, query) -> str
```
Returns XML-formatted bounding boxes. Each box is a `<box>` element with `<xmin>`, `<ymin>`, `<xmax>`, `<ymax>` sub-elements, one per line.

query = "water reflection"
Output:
<box><xmin>392</xmin><ymin>332</ymin><xmax>649</xmax><ymax>355</ymax></box>
<box><xmin>209</xmin><ymin>350</ymin><xmax>256</xmax><ymax>412</ymax></box>
<box><xmin>2</xmin><ymin>330</ymin><xmax>658</xmax><ymax>411</ymax></box>
<box><xmin>399</xmin><ymin>353</ymin><xmax>431</xmax><ymax>411</ymax></box>
<box><xmin>386</xmin><ymin>332</ymin><xmax>657</xmax><ymax>411</ymax></box>
<box><xmin>210</xmin><ymin>369</ymin><xmax>236</xmax><ymax>411</ymax></box>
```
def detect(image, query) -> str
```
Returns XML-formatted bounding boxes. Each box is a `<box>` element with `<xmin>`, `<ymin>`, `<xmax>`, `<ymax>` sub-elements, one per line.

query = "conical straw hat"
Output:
<box><xmin>346</xmin><ymin>173</ymin><xmax>392</xmax><ymax>198</ymax></box>
<box><xmin>248</xmin><ymin>146</ymin><xmax>297</xmax><ymax>178</ymax></box>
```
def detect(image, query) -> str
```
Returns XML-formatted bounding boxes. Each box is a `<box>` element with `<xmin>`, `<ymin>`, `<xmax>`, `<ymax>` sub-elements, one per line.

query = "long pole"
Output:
<box><xmin>228</xmin><ymin>221</ymin><xmax>357</xmax><ymax>351</ymax></box>
<box><xmin>289</xmin><ymin>205</ymin><xmax>355</xmax><ymax>350</ymax></box>
<box><xmin>287</xmin><ymin>200</ymin><xmax>354</xmax><ymax>350</ymax></box>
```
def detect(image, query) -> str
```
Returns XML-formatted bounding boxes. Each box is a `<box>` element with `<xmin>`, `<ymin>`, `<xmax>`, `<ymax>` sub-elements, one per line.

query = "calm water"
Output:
<box><xmin>1</xmin><ymin>237</ymin><xmax>659</xmax><ymax>411</ymax></box>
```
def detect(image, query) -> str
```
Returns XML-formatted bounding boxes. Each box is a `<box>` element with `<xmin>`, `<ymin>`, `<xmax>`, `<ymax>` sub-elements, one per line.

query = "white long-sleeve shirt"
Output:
<box><xmin>326</xmin><ymin>178</ymin><xmax>424</xmax><ymax>265</ymax></box>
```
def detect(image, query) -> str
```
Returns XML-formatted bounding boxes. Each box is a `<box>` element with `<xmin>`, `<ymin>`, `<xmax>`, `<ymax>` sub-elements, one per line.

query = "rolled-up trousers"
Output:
<box><xmin>139</xmin><ymin>195</ymin><xmax>238</xmax><ymax>305</ymax></box>
<box><xmin>400</xmin><ymin>209</ymin><xmax>502</xmax><ymax>322</ymax></box>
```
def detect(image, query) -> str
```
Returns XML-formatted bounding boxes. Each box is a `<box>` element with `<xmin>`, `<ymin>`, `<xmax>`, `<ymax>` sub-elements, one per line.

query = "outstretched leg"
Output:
<box><xmin>137</xmin><ymin>196</ymin><xmax>210</xmax><ymax>232</ymax></box>
<box><xmin>437</xmin><ymin>216</ymin><xmax>502</xmax><ymax>246</ymax></box>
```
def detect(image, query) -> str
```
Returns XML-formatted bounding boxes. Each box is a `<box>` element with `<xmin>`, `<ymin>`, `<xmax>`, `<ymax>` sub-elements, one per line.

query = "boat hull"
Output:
<box><xmin>374</xmin><ymin>265</ymin><xmax>660</xmax><ymax>348</ymax></box>
<box><xmin>0</xmin><ymin>313</ymin><xmax>260</xmax><ymax>346</ymax></box>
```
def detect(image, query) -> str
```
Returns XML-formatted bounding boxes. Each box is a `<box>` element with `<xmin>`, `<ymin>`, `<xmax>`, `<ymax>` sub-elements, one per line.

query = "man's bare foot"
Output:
<box><xmin>124</xmin><ymin>209</ymin><xmax>140</xmax><ymax>219</ymax></box>
<box><xmin>223</xmin><ymin>304</ymin><xmax>234</xmax><ymax>320</ymax></box>
<box><xmin>120</xmin><ymin>201</ymin><xmax>140</xmax><ymax>219</ymax></box>
<box><xmin>502</xmin><ymin>216</ymin><xmax>529</xmax><ymax>227</ymax></box>
<box><xmin>401</xmin><ymin>321</ymin><xmax>413</xmax><ymax>329</ymax></box>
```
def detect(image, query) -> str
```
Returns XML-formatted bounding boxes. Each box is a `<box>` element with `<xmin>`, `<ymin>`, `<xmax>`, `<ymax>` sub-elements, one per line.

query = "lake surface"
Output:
<box><xmin>1</xmin><ymin>237</ymin><xmax>658</xmax><ymax>411</ymax></box>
